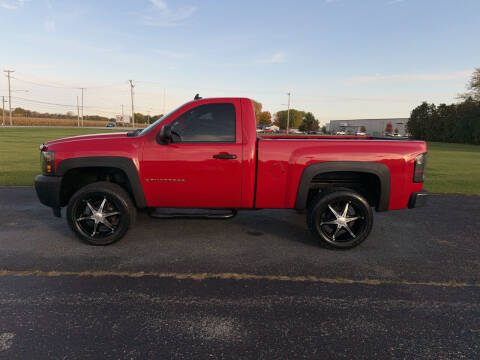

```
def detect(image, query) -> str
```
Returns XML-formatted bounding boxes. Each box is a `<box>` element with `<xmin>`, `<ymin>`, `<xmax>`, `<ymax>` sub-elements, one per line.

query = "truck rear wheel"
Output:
<box><xmin>66</xmin><ymin>182</ymin><xmax>136</xmax><ymax>245</ymax></box>
<box><xmin>307</xmin><ymin>190</ymin><xmax>373</xmax><ymax>249</ymax></box>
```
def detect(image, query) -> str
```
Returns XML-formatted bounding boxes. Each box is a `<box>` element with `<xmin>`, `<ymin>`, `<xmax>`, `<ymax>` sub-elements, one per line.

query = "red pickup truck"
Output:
<box><xmin>35</xmin><ymin>96</ymin><xmax>428</xmax><ymax>248</ymax></box>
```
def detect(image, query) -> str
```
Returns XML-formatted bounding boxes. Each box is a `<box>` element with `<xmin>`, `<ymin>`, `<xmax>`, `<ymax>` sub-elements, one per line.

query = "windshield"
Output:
<box><xmin>138</xmin><ymin>103</ymin><xmax>186</xmax><ymax>136</ymax></box>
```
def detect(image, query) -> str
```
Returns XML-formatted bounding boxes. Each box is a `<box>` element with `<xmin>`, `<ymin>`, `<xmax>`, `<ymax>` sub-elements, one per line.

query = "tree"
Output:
<box><xmin>407</xmin><ymin>100</ymin><xmax>480</xmax><ymax>144</ymax></box>
<box><xmin>257</xmin><ymin>111</ymin><xmax>272</xmax><ymax>125</ymax></box>
<box><xmin>150</xmin><ymin>114</ymin><xmax>164</xmax><ymax>123</ymax></box>
<box><xmin>459</xmin><ymin>67</ymin><xmax>480</xmax><ymax>101</ymax></box>
<box><xmin>394</xmin><ymin>128</ymin><xmax>399</xmax><ymax>134</ymax></box>
<box><xmin>385</xmin><ymin>122</ymin><xmax>393</xmax><ymax>134</ymax></box>
<box><xmin>407</xmin><ymin>102</ymin><xmax>436</xmax><ymax>140</ymax></box>
<box><xmin>134</xmin><ymin>113</ymin><xmax>145</xmax><ymax>123</ymax></box>
<box><xmin>321</xmin><ymin>125</ymin><xmax>327</xmax><ymax>134</ymax></box>
<box><xmin>298</xmin><ymin>112</ymin><xmax>319</xmax><ymax>132</ymax></box>
<box><xmin>274</xmin><ymin>109</ymin><xmax>305</xmax><ymax>130</ymax></box>
<box><xmin>252</xmin><ymin>100</ymin><xmax>263</xmax><ymax>123</ymax></box>
<box><xmin>360</xmin><ymin>126</ymin><xmax>366</xmax><ymax>133</ymax></box>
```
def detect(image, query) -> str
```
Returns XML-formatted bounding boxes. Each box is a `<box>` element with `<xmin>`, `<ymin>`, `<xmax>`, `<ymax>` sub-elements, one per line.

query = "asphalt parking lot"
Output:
<box><xmin>0</xmin><ymin>187</ymin><xmax>479</xmax><ymax>359</ymax></box>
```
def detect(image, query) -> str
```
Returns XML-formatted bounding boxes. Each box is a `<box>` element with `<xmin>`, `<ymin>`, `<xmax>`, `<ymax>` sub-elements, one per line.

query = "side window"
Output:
<box><xmin>170</xmin><ymin>103</ymin><xmax>236</xmax><ymax>143</ymax></box>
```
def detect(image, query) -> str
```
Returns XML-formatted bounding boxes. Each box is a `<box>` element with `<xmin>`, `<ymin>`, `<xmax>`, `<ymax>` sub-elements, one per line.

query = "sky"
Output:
<box><xmin>0</xmin><ymin>0</ymin><xmax>479</xmax><ymax>124</ymax></box>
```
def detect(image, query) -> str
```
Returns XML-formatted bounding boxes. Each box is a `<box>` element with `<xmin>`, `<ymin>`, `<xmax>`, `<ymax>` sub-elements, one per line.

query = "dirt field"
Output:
<box><xmin>1</xmin><ymin>116</ymin><xmax>142</xmax><ymax>127</ymax></box>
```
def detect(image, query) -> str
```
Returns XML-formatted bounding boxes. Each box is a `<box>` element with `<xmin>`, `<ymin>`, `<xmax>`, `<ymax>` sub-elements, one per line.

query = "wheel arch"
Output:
<box><xmin>56</xmin><ymin>156</ymin><xmax>147</xmax><ymax>208</ymax></box>
<box><xmin>295</xmin><ymin>161</ymin><xmax>391</xmax><ymax>211</ymax></box>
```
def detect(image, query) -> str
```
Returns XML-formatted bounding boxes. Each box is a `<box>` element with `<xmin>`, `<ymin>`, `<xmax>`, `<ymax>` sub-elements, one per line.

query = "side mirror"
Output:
<box><xmin>157</xmin><ymin>124</ymin><xmax>172</xmax><ymax>145</ymax></box>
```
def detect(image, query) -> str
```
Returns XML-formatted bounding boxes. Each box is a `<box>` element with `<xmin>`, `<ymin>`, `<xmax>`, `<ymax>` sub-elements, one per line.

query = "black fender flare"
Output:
<box><xmin>56</xmin><ymin>156</ymin><xmax>147</xmax><ymax>208</ymax></box>
<box><xmin>295</xmin><ymin>161</ymin><xmax>391</xmax><ymax>211</ymax></box>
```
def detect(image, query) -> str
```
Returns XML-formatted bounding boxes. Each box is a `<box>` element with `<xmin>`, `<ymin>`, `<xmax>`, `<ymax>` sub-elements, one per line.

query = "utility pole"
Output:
<box><xmin>129</xmin><ymin>80</ymin><xmax>135</xmax><ymax>128</ymax></box>
<box><xmin>80</xmin><ymin>88</ymin><xmax>85</xmax><ymax>127</ymax></box>
<box><xmin>2</xmin><ymin>96</ymin><xmax>5</xmax><ymax>126</ymax></box>
<box><xmin>286</xmin><ymin>92</ymin><xmax>291</xmax><ymax>134</ymax></box>
<box><xmin>4</xmin><ymin>70</ymin><xmax>14</xmax><ymax>126</ymax></box>
<box><xmin>121</xmin><ymin>104</ymin><xmax>124</xmax><ymax>117</ymax></box>
<box><xmin>76</xmin><ymin>96</ymin><xmax>80</xmax><ymax>127</ymax></box>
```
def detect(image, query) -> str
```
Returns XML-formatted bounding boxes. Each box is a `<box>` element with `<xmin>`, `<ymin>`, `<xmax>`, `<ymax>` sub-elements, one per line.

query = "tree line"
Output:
<box><xmin>6</xmin><ymin>99</ymin><xmax>323</xmax><ymax>129</ymax></box>
<box><xmin>407</xmin><ymin>68</ymin><xmax>480</xmax><ymax>144</ymax></box>
<box><xmin>252</xmin><ymin>100</ymin><xmax>321</xmax><ymax>132</ymax></box>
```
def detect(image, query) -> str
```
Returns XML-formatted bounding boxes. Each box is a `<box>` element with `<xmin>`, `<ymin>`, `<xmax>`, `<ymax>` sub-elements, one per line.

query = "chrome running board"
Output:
<box><xmin>148</xmin><ymin>208</ymin><xmax>237</xmax><ymax>219</ymax></box>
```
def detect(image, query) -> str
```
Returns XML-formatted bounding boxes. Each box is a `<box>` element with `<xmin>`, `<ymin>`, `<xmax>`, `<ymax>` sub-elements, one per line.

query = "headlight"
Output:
<box><xmin>40</xmin><ymin>151</ymin><xmax>55</xmax><ymax>175</ymax></box>
<box><xmin>413</xmin><ymin>153</ymin><xmax>426</xmax><ymax>183</ymax></box>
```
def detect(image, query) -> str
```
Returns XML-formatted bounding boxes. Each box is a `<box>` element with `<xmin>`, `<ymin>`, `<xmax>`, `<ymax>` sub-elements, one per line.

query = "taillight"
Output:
<box><xmin>41</xmin><ymin>151</ymin><xmax>55</xmax><ymax>175</ymax></box>
<box><xmin>413</xmin><ymin>153</ymin><xmax>426</xmax><ymax>183</ymax></box>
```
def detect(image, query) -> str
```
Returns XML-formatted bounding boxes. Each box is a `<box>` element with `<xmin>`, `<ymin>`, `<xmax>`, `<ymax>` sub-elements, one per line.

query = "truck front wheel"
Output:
<box><xmin>66</xmin><ymin>182</ymin><xmax>136</xmax><ymax>245</ymax></box>
<box><xmin>307</xmin><ymin>190</ymin><xmax>373</xmax><ymax>249</ymax></box>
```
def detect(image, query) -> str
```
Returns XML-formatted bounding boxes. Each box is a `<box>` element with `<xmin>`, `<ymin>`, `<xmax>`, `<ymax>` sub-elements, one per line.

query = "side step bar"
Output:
<box><xmin>148</xmin><ymin>208</ymin><xmax>237</xmax><ymax>219</ymax></box>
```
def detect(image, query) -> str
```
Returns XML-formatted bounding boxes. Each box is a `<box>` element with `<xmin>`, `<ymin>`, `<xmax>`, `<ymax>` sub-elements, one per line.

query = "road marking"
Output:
<box><xmin>0</xmin><ymin>269</ymin><xmax>478</xmax><ymax>287</ymax></box>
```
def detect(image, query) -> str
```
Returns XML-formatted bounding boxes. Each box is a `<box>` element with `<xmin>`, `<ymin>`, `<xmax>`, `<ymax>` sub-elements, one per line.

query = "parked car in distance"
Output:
<box><xmin>356</xmin><ymin>132</ymin><xmax>367</xmax><ymax>136</ymax></box>
<box><xmin>35</xmin><ymin>96</ymin><xmax>428</xmax><ymax>249</ymax></box>
<box><xmin>106</xmin><ymin>122</ymin><xmax>115</xmax><ymax>128</ymax></box>
<box><xmin>335</xmin><ymin>131</ymin><xmax>346</xmax><ymax>135</ymax></box>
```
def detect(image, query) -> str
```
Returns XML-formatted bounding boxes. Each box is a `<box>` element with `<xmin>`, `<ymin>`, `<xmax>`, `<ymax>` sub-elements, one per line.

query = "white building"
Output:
<box><xmin>328</xmin><ymin>118</ymin><xmax>408</xmax><ymax>136</ymax></box>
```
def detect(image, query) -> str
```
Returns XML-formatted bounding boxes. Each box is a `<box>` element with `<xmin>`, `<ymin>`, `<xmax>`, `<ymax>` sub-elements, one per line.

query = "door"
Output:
<box><xmin>142</xmin><ymin>101</ymin><xmax>243</xmax><ymax>208</ymax></box>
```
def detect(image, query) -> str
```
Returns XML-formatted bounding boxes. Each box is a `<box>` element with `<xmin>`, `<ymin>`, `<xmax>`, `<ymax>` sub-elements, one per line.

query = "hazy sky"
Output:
<box><xmin>1</xmin><ymin>0</ymin><xmax>479</xmax><ymax>123</ymax></box>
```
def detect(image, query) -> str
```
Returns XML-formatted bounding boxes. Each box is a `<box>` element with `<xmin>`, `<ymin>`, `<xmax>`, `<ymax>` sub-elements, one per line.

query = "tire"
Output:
<box><xmin>66</xmin><ymin>182</ymin><xmax>136</xmax><ymax>245</ymax></box>
<box><xmin>307</xmin><ymin>190</ymin><xmax>373</xmax><ymax>249</ymax></box>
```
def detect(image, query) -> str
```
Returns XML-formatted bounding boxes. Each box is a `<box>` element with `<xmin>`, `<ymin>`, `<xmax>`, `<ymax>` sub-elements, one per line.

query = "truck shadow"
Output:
<box><xmin>129</xmin><ymin>209</ymin><xmax>320</xmax><ymax>249</ymax></box>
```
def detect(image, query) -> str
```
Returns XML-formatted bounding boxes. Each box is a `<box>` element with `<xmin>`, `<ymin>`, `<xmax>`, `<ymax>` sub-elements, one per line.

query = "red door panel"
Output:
<box><xmin>142</xmin><ymin>143</ymin><xmax>242</xmax><ymax>208</ymax></box>
<box><xmin>141</xmin><ymin>99</ymin><xmax>243</xmax><ymax>208</ymax></box>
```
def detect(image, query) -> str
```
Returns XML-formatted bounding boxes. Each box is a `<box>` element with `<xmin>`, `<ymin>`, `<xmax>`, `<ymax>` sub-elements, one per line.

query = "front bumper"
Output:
<box><xmin>408</xmin><ymin>189</ymin><xmax>428</xmax><ymax>209</ymax></box>
<box><xmin>34</xmin><ymin>175</ymin><xmax>63</xmax><ymax>217</ymax></box>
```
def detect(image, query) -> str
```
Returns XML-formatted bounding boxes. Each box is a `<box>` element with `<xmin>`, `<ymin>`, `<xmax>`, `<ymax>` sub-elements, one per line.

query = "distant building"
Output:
<box><xmin>116</xmin><ymin>115</ymin><xmax>131</xmax><ymax>124</ymax></box>
<box><xmin>328</xmin><ymin>118</ymin><xmax>408</xmax><ymax>136</ymax></box>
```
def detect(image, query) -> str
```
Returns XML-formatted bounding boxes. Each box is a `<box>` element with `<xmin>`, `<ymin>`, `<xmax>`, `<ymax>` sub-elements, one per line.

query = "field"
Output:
<box><xmin>0</xmin><ymin>128</ymin><xmax>116</xmax><ymax>186</ymax></box>
<box><xmin>1</xmin><ymin>116</ymin><xmax>142</xmax><ymax>127</ymax></box>
<box><xmin>424</xmin><ymin>142</ymin><xmax>480</xmax><ymax>194</ymax></box>
<box><xmin>1</xmin><ymin>128</ymin><xmax>479</xmax><ymax>194</ymax></box>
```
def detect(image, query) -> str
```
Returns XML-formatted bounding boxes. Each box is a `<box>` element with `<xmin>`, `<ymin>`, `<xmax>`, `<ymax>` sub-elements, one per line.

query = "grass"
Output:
<box><xmin>424</xmin><ymin>142</ymin><xmax>480</xmax><ymax>194</ymax></box>
<box><xmin>1</xmin><ymin>128</ymin><xmax>479</xmax><ymax>194</ymax></box>
<box><xmin>0</xmin><ymin>128</ymin><xmax>116</xmax><ymax>186</ymax></box>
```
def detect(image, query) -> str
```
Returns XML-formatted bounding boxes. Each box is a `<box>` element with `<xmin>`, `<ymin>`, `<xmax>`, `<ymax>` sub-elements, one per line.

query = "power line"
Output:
<box><xmin>10</xmin><ymin>76</ymin><xmax>75</xmax><ymax>89</ymax></box>
<box><xmin>14</xmin><ymin>97</ymin><xmax>117</xmax><ymax>115</ymax></box>
<box><xmin>12</xmin><ymin>96</ymin><xmax>78</xmax><ymax>108</ymax></box>
<box><xmin>11</xmin><ymin>73</ymin><xmax>127</xmax><ymax>90</ymax></box>
<box><xmin>11</xmin><ymin>97</ymin><xmax>119</xmax><ymax>115</ymax></box>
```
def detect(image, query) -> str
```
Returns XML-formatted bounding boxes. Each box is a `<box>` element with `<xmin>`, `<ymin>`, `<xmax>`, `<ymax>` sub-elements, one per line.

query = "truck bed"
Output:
<box><xmin>254</xmin><ymin>137</ymin><xmax>426</xmax><ymax>210</ymax></box>
<box><xmin>260</xmin><ymin>135</ymin><xmax>409</xmax><ymax>140</ymax></box>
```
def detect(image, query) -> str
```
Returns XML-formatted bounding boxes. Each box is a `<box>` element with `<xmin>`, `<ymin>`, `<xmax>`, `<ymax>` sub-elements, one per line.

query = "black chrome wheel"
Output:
<box><xmin>307</xmin><ymin>190</ymin><xmax>373</xmax><ymax>249</ymax></box>
<box><xmin>74</xmin><ymin>195</ymin><xmax>122</xmax><ymax>239</ymax></box>
<box><xmin>67</xmin><ymin>182</ymin><xmax>135</xmax><ymax>245</ymax></box>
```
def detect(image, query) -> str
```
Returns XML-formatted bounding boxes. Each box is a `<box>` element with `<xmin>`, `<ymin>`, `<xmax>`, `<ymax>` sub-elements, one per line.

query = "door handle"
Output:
<box><xmin>213</xmin><ymin>154</ymin><xmax>237</xmax><ymax>159</ymax></box>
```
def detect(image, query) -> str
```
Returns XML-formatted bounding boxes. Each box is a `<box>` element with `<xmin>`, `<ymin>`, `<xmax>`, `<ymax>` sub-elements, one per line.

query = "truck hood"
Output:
<box><xmin>44</xmin><ymin>132</ymin><xmax>128</xmax><ymax>147</ymax></box>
